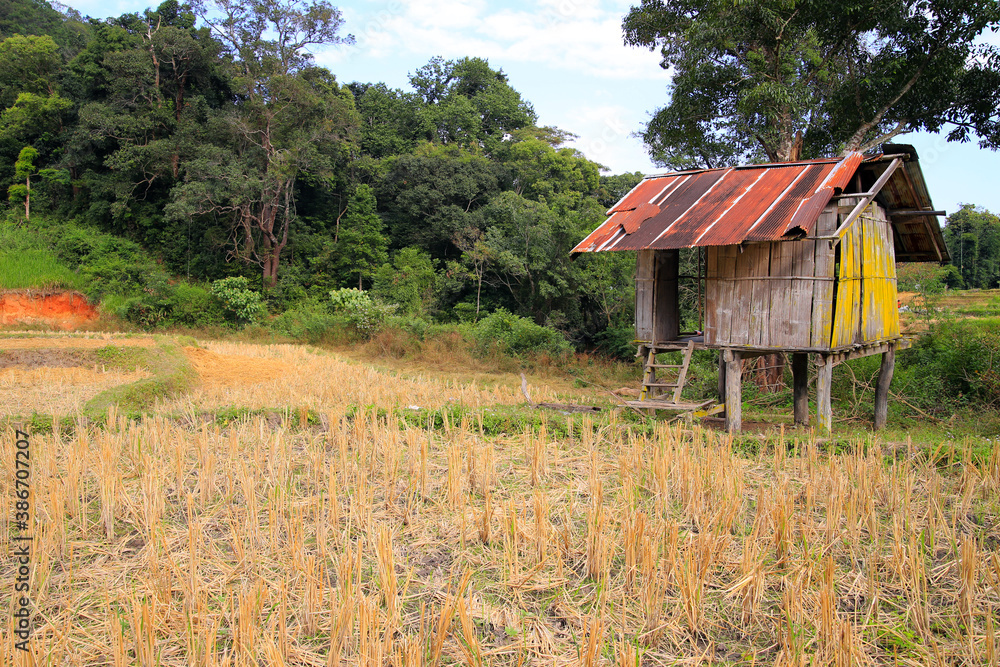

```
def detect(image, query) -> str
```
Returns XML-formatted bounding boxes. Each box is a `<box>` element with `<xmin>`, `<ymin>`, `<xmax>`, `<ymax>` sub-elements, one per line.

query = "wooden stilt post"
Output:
<box><xmin>874</xmin><ymin>343</ymin><xmax>896</xmax><ymax>429</ymax></box>
<box><xmin>724</xmin><ymin>349</ymin><xmax>742</xmax><ymax>432</ymax></box>
<box><xmin>792</xmin><ymin>353</ymin><xmax>809</xmax><ymax>425</ymax></box>
<box><xmin>816</xmin><ymin>354</ymin><xmax>833</xmax><ymax>433</ymax></box>
<box><xmin>718</xmin><ymin>352</ymin><xmax>727</xmax><ymax>417</ymax></box>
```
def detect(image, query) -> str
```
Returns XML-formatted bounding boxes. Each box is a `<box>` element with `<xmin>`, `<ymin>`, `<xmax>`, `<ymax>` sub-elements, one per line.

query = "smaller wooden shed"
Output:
<box><xmin>573</xmin><ymin>146</ymin><xmax>949</xmax><ymax>431</ymax></box>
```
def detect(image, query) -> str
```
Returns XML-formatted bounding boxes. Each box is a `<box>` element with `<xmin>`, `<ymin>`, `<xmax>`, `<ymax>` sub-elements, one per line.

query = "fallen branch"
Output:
<box><xmin>889</xmin><ymin>390</ymin><xmax>942</xmax><ymax>423</ymax></box>
<box><xmin>519</xmin><ymin>373</ymin><xmax>607</xmax><ymax>414</ymax></box>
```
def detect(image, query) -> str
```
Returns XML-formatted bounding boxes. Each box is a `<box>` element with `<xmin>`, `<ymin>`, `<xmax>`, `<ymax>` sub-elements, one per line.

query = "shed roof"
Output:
<box><xmin>573</xmin><ymin>146</ymin><xmax>949</xmax><ymax>263</ymax></box>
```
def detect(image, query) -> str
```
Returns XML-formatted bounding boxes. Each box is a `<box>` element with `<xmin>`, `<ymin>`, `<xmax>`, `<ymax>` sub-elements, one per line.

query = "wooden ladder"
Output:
<box><xmin>640</xmin><ymin>340</ymin><xmax>695</xmax><ymax>405</ymax></box>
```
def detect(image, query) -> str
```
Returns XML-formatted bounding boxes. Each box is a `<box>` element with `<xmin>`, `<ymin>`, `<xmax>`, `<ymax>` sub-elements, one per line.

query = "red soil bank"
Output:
<box><xmin>0</xmin><ymin>291</ymin><xmax>98</xmax><ymax>330</ymax></box>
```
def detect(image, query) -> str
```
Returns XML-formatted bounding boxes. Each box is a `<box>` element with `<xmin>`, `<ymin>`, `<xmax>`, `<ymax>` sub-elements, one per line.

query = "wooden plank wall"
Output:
<box><xmin>831</xmin><ymin>203</ymin><xmax>899</xmax><ymax>345</ymax></box>
<box><xmin>652</xmin><ymin>250</ymin><xmax>680</xmax><ymax>342</ymax></box>
<box><xmin>705</xmin><ymin>207</ymin><xmax>837</xmax><ymax>349</ymax></box>
<box><xmin>635</xmin><ymin>250</ymin><xmax>654</xmax><ymax>342</ymax></box>
<box><xmin>811</xmin><ymin>210</ymin><xmax>837</xmax><ymax>347</ymax></box>
<box><xmin>649</xmin><ymin>203</ymin><xmax>900</xmax><ymax>351</ymax></box>
<box><xmin>864</xmin><ymin>205</ymin><xmax>900</xmax><ymax>340</ymax></box>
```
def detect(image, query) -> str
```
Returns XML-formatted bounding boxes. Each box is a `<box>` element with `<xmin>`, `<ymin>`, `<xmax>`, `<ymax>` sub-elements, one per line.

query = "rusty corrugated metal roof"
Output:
<box><xmin>574</xmin><ymin>153</ymin><xmax>864</xmax><ymax>253</ymax></box>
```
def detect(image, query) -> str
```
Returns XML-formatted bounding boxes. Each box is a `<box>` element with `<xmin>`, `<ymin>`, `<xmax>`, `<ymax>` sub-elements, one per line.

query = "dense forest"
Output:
<box><xmin>1</xmin><ymin>0</ymin><xmax>998</xmax><ymax>356</ymax></box>
<box><xmin>0</xmin><ymin>0</ymin><xmax>642</xmax><ymax>347</ymax></box>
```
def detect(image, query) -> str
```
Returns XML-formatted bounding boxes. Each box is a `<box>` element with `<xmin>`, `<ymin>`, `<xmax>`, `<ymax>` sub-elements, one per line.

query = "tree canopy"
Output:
<box><xmin>0</xmin><ymin>0</ymin><xmax>633</xmax><ymax>347</ymax></box>
<box><xmin>623</xmin><ymin>0</ymin><xmax>1000</xmax><ymax>169</ymax></box>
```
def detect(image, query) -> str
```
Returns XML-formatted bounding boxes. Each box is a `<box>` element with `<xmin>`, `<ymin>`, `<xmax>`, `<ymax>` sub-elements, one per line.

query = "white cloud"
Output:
<box><xmin>319</xmin><ymin>0</ymin><xmax>669</xmax><ymax>81</ymax></box>
<box><xmin>560</xmin><ymin>104</ymin><xmax>656</xmax><ymax>174</ymax></box>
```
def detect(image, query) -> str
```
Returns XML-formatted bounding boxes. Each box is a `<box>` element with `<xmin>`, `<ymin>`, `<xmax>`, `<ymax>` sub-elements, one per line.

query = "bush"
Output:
<box><xmin>470</xmin><ymin>309</ymin><xmax>572</xmax><ymax>358</ymax></box>
<box><xmin>329</xmin><ymin>288</ymin><xmax>397</xmax><ymax>339</ymax></box>
<box><xmin>593</xmin><ymin>324</ymin><xmax>637</xmax><ymax>361</ymax></box>
<box><xmin>211</xmin><ymin>277</ymin><xmax>267</xmax><ymax>326</ymax></box>
<box><xmin>896</xmin><ymin>318</ymin><xmax>1000</xmax><ymax>408</ymax></box>
<box><xmin>372</xmin><ymin>247</ymin><xmax>437</xmax><ymax>315</ymax></box>
<box><xmin>166</xmin><ymin>283</ymin><xmax>226</xmax><ymax>327</ymax></box>
<box><xmin>268</xmin><ymin>301</ymin><xmax>346</xmax><ymax>344</ymax></box>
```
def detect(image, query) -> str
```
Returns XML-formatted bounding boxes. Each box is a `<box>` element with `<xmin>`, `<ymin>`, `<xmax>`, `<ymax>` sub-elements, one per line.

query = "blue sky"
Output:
<box><xmin>57</xmin><ymin>0</ymin><xmax>1000</xmax><ymax>217</ymax></box>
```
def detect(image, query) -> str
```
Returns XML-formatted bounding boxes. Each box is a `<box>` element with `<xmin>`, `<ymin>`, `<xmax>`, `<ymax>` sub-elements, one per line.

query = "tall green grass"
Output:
<box><xmin>0</xmin><ymin>221</ymin><xmax>85</xmax><ymax>291</ymax></box>
<box><xmin>0</xmin><ymin>248</ymin><xmax>85</xmax><ymax>290</ymax></box>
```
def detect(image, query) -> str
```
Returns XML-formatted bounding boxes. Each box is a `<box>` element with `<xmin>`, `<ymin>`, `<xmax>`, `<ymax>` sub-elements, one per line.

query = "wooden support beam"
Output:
<box><xmin>827</xmin><ymin>338</ymin><xmax>912</xmax><ymax>366</ymax></box>
<box><xmin>724</xmin><ymin>349</ymin><xmax>742</xmax><ymax>432</ymax></box>
<box><xmin>717</xmin><ymin>352</ymin><xmax>726</xmax><ymax>415</ymax></box>
<box><xmin>816</xmin><ymin>354</ymin><xmax>833</xmax><ymax>433</ymax></box>
<box><xmin>887</xmin><ymin>210</ymin><xmax>946</xmax><ymax>217</ymax></box>
<box><xmin>792</xmin><ymin>352</ymin><xmax>809</xmax><ymax>425</ymax></box>
<box><xmin>831</xmin><ymin>158</ymin><xmax>902</xmax><ymax>241</ymax></box>
<box><xmin>894</xmin><ymin>162</ymin><xmax>945</xmax><ymax>262</ymax></box>
<box><xmin>874</xmin><ymin>344</ymin><xmax>896</xmax><ymax>429</ymax></box>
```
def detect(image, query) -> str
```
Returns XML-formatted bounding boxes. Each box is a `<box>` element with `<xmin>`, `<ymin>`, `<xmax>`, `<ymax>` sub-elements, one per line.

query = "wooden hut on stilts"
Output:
<box><xmin>572</xmin><ymin>145</ymin><xmax>949</xmax><ymax>432</ymax></box>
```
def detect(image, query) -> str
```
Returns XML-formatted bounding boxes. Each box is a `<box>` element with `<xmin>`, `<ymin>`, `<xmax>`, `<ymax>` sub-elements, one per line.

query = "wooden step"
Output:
<box><xmin>625</xmin><ymin>399</ymin><xmax>714</xmax><ymax>411</ymax></box>
<box><xmin>643</xmin><ymin>382</ymin><xmax>679</xmax><ymax>388</ymax></box>
<box><xmin>648</xmin><ymin>364</ymin><xmax>684</xmax><ymax>369</ymax></box>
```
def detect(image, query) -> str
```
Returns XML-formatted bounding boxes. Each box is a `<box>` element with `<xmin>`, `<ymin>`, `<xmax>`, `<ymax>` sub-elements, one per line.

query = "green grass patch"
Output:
<box><xmin>83</xmin><ymin>337</ymin><xmax>197</xmax><ymax>415</ymax></box>
<box><xmin>0</xmin><ymin>248</ymin><xmax>85</xmax><ymax>290</ymax></box>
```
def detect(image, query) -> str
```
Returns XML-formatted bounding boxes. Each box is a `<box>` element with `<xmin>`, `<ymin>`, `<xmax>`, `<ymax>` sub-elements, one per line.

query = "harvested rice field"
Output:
<box><xmin>1</xmin><ymin>335</ymin><xmax>999</xmax><ymax>666</ymax></box>
<box><xmin>0</xmin><ymin>366</ymin><xmax>152</xmax><ymax>415</ymax></box>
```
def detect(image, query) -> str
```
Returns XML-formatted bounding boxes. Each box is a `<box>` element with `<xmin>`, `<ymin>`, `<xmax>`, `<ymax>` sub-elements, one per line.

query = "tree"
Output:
<box><xmin>497</xmin><ymin>137</ymin><xmax>600</xmax><ymax>206</ymax></box>
<box><xmin>333</xmin><ymin>184</ymin><xmax>387</xmax><ymax>289</ymax></box>
<box><xmin>0</xmin><ymin>0</ymin><xmax>89</xmax><ymax>56</ymax></box>
<box><xmin>349</xmin><ymin>82</ymin><xmax>427</xmax><ymax>159</ymax></box>
<box><xmin>623</xmin><ymin>0</ymin><xmax>1000</xmax><ymax>169</ymax></box>
<box><xmin>176</xmin><ymin>0</ymin><xmax>357</xmax><ymax>287</ymax></box>
<box><xmin>943</xmin><ymin>205</ymin><xmax>1000</xmax><ymax>289</ymax></box>
<box><xmin>598</xmin><ymin>171</ymin><xmax>644</xmax><ymax>209</ymax></box>
<box><xmin>408</xmin><ymin>56</ymin><xmax>537</xmax><ymax>154</ymax></box>
<box><xmin>376</xmin><ymin>143</ymin><xmax>505</xmax><ymax>257</ymax></box>
<box><xmin>453</xmin><ymin>226</ymin><xmax>495</xmax><ymax>320</ymax></box>
<box><xmin>73</xmin><ymin>2</ymin><xmax>227</xmax><ymax>230</ymax></box>
<box><xmin>8</xmin><ymin>146</ymin><xmax>37</xmax><ymax>220</ymax></box>
<box><xmin>476</xmin><ymin>190</ymin><xmax>602</xmax><ymax>326</ymax></box>
<box><xmin>372</xmin><ymin>247</ymin><xmax>437</xmax><ymax>315</ymax></box>
<box><xmin>0</xmin><ymin>34</ymin><xmax>61</xmax><ymax>108</ymax></box>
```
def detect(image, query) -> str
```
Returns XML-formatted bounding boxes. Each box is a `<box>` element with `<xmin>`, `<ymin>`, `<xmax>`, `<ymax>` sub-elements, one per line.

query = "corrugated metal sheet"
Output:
<box><xmin>574</xmin><ymin>154</ymin><xmax>862</xmax><ymax>253</ymax></box>
<box><xmin>573</xmin><ymin>149</ymin><xmax>949</xmax><ymax>262</ymax></box>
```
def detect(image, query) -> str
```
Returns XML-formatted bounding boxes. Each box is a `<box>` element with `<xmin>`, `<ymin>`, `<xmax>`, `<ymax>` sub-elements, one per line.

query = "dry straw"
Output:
<box><xmin>2</xmin><ymin>339</ymin><xmax>999</xmax><ymax>664</ymax></box>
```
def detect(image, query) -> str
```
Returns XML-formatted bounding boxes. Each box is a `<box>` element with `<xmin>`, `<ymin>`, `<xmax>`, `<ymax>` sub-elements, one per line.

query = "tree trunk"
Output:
<box><xmin>751</xmin><ymin>353</ymin><xmax>785</xmax><ymax>392</ymax></box>
<box><xmin>260</xmin><ymin>234</ymin><xmax>279</xmax><ymax>288</ymax></box>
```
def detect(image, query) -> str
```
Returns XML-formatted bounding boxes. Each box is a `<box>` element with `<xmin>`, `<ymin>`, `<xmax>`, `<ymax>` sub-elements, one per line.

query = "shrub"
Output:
<box><xmin>211</xmin><ymin>277</ymin><xmax>267</xmax><ymax>325</ymax></box>
<box><xmin>897</xmin><ymin>318</ymin><xmax>1000</xmax><ymax>408</ymax></box>
<box><xmin>593</xmin><ymin>324</ymin><xmax>637</xmax><ymax>361</ymax></box>
<box><xmin>166</xmin><ymin>283</ymin><xmax>226</xmax><ymax>327</ymax></box>
<box><xmin>372</xmin><ymin>247</ymin><xmax>437</xmax><ymax>315</ymax></box>
<box><xmin>268</xmin><ymin>301</ymin><xmax>346</xmax><ymax>344</ymax></box>
<box><xmin>471</xmin><ymin>309</ymin><xmax>572</xmax><ymax>357</ymax></box>
<box><xmin>329</xmin><ymin>287</ymin><xmax>397</xmax><ymax>339</ymax></box>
